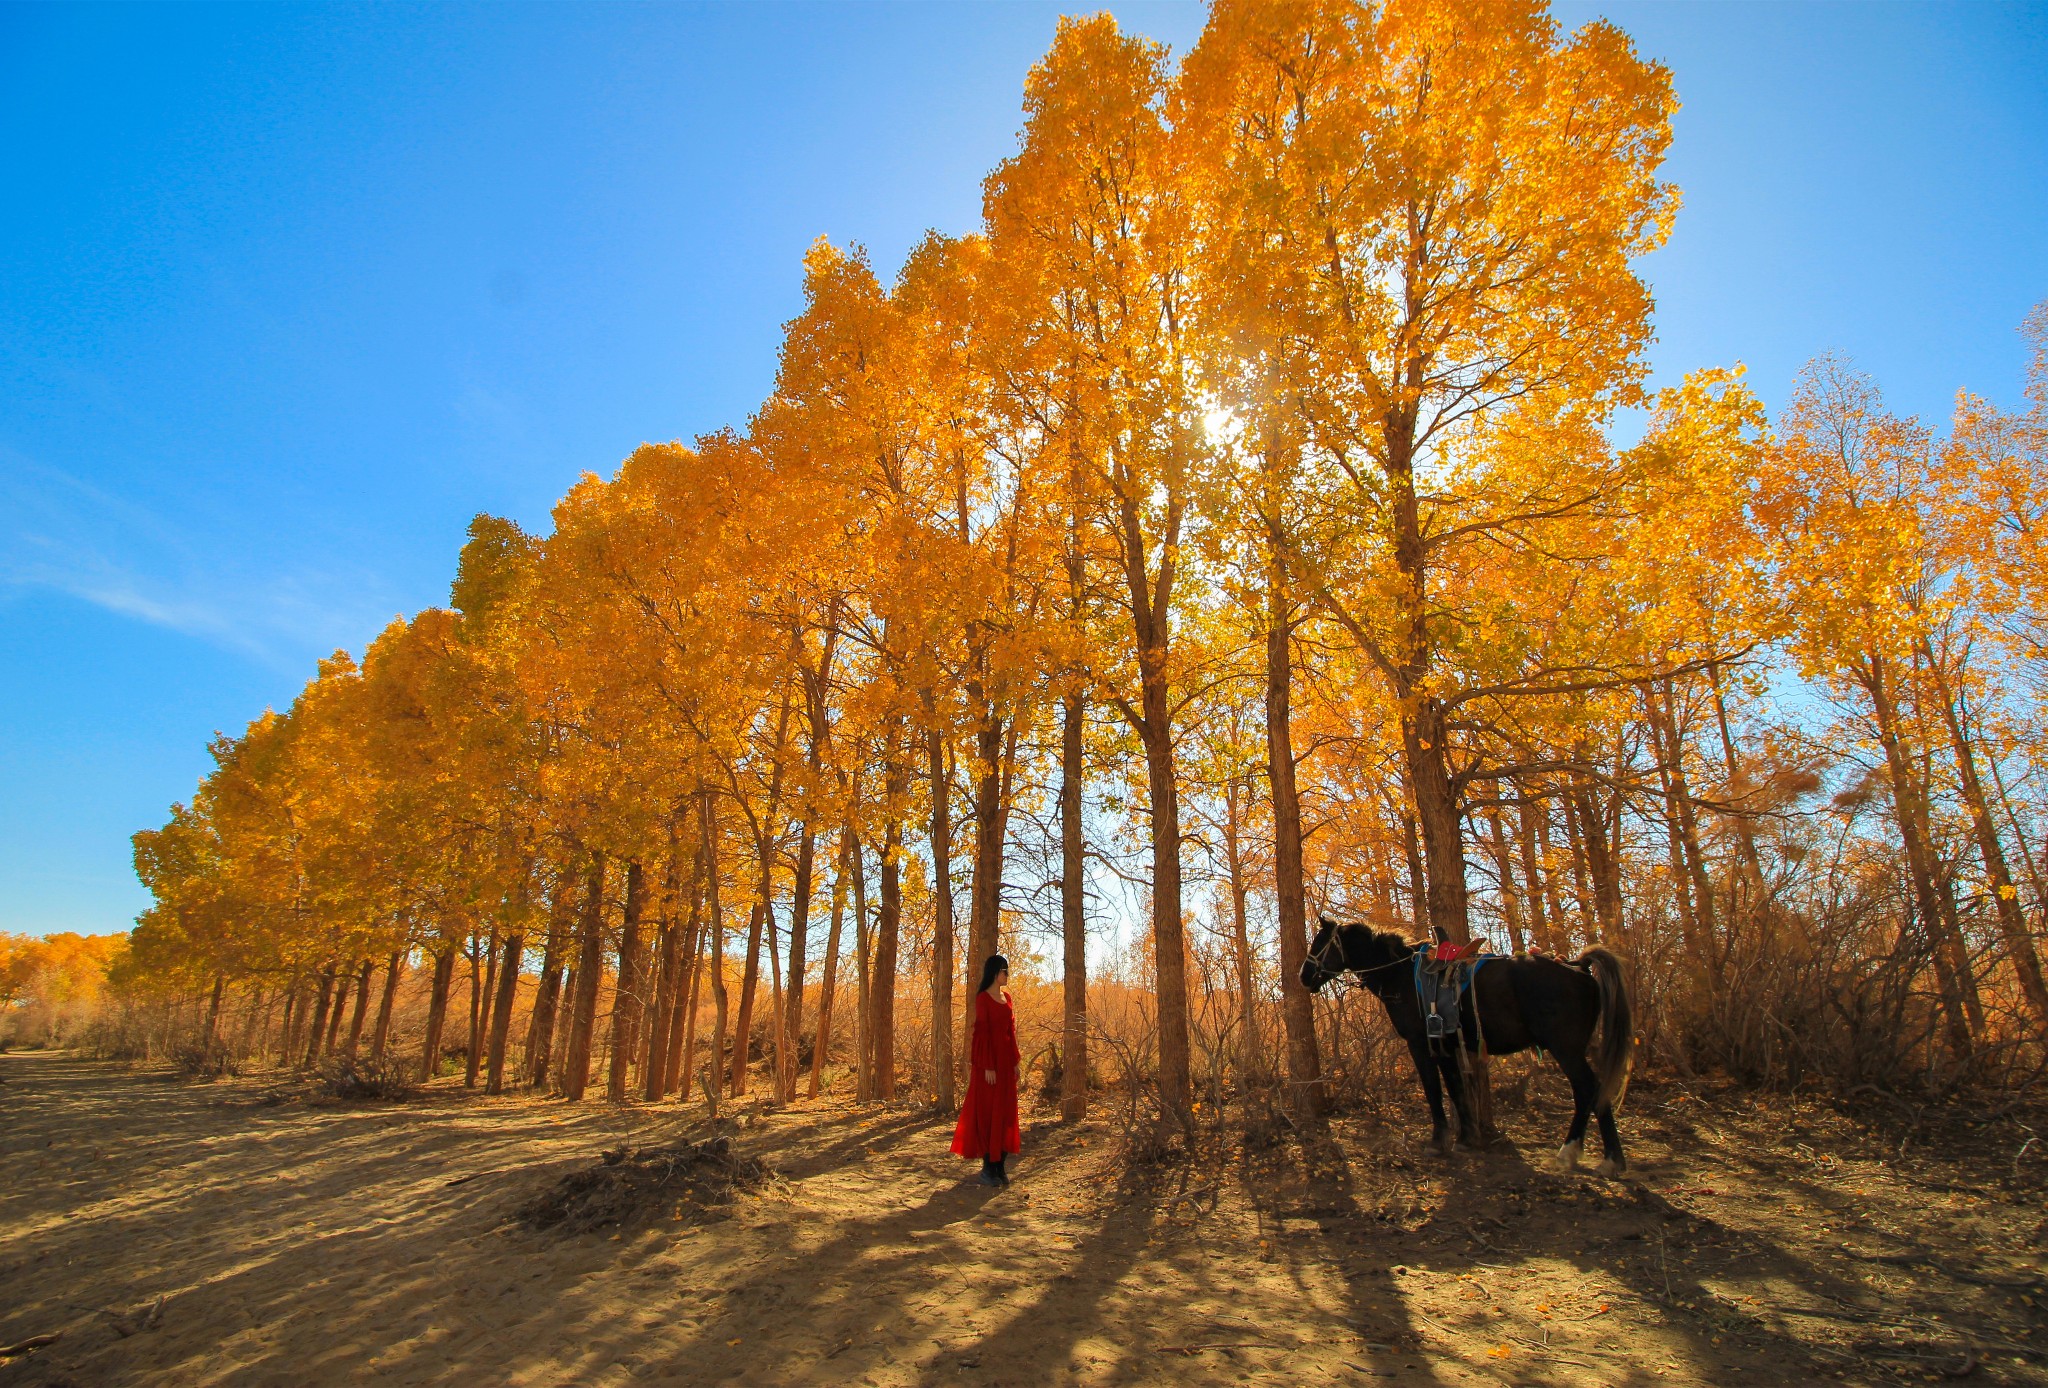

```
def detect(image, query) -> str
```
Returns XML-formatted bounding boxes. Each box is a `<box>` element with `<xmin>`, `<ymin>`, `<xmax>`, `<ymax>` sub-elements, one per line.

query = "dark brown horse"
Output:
<box><xmin>1301</xmin><ymin>917</ymin><xmax>1635</xmax><ymax>1174</ymax></box>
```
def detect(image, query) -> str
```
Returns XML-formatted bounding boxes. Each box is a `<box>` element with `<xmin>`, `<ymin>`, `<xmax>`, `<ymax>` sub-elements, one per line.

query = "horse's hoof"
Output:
<box><xmin>1595</xmin><ymin>1155</ymin><xmax>1626</xmax><ymax>1178</ymax></box>
<box><xmin>1553</xmin><ymin>1141</ymin><xmax>1583</xmax><ymax>1173</ymax></box>
<box><xmin>1428</xmin><ymin>1134</ymin><xmax>1456</xmax><ymax>1158</ymax></box>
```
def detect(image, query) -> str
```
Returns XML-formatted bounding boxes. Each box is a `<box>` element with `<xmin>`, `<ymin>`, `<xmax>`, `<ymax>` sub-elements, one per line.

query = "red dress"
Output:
<box><xmin>950</xmin><ymin>989</ymin><xmax>1021</xmax><ymax>1160</ymax></box>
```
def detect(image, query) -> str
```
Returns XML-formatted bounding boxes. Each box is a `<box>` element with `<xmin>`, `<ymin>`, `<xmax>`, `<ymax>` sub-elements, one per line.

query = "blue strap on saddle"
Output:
<box><xmin>1414</xmin><ymin>952</ymin><xmax>1492</xmax><ymax>1049</ymax></box>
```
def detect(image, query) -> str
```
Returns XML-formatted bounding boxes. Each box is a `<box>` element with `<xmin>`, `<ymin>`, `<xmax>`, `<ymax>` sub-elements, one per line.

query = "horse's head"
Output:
<box><xmin>1301</xmin><ymin>915</ymin><xmax>1351</xmax><ymax>993</ymax></box>
<box><xmin>1301</xmin><ymin>915</ymin><xmax>1413</xmax><ymax>994</ymax></box>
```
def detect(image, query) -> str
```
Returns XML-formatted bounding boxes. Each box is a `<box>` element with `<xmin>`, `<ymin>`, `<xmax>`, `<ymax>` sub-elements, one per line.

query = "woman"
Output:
<box><xmin>950</xmin><ymin>954</ymin><xmax>1021</xmax><ymax>1185</ymax></box>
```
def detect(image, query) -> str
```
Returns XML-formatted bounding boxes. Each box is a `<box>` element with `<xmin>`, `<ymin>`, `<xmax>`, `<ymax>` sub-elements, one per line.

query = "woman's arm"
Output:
<box><xmin>971</xmin><ymin>992</ymin><xmax>997</xmax><ymax>1076</ymax></box>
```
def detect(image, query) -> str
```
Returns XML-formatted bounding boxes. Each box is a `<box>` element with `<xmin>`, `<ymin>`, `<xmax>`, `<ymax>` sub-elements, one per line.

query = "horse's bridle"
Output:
<box><xmin>1308</xmin><ymin>925</ymin><xmax>1410</xmax><ymax>997</ymax></box>
<box><xmin>1307</xmin><ymin>927</ymin><xmax>1349</xmax><ymax>986</ymax></box>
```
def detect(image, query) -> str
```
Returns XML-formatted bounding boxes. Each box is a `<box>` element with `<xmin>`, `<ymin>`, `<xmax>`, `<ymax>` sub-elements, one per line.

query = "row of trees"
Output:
<box><xmin>1</xmin><ymin>932</ymin><xmax>125</xmax><ymax>1048</ymax></box>
<box><xmin>120</xmin><ymin>0</ymin><xmax>2048</xmax><ymax>1116</ymax></box>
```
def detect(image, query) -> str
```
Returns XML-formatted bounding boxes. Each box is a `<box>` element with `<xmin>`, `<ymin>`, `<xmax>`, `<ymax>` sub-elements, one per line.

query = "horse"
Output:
<box><xmin>1300</xmin><ymin>916</ymin><xmax>1635</xmax><ymax>1175</ymax></box>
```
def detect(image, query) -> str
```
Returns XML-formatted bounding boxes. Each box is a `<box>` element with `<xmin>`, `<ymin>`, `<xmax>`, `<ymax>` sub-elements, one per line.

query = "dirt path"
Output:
<box><xmin>1</xmin><ymin>1051</ymin><xmax>2042</xmax><ymax>1386</ymax></box>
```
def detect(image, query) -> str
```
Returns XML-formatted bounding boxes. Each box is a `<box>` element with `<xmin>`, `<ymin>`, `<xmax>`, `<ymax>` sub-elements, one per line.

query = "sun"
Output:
<box><xmin>1200</xmin><ymin>402</ymin><xmax>1243</xmax><ymax>446</ymax></box>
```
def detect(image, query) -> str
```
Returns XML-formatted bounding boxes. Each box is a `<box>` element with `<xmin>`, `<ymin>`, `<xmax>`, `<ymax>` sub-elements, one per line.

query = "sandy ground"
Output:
<box><xmin>1</xmin><ymin>1050</ymin><xmax>2044</xmax><ymax>1387</ymax></box>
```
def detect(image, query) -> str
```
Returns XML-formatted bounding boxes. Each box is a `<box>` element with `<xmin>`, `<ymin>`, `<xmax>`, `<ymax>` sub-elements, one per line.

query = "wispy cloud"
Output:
<box><xmin>1</xmin><ymin>447</ymin><xmax>398</xmax><ymax>671</ymax></box>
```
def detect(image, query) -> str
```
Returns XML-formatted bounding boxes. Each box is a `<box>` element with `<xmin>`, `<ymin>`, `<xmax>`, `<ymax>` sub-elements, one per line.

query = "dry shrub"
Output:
<box><xmin>172</xmin><ymin>1042</ymin><xmax>239</xmax><ymax>1080</ymax></box>
<box><xmin>517</xmin><ymin>1136</ymin><xmax>777</xmax><ymax>1234</ymax></box>
<box><xmin>318</xmin><ymin>1053</ymin><xmax>413</xmax><ymax>1101</ymax></box>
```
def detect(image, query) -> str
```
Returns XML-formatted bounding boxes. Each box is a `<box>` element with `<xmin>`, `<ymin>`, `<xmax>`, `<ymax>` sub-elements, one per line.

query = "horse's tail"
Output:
<box><xmin>1579</xmin><ymin>947</ymin><xmax>1634</xmax><ymax>1111</ymax></box>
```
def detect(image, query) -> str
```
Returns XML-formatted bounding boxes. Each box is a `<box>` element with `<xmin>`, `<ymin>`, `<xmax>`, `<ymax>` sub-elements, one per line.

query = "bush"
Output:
<box><xmin>172</xmin><ymin>1042</ymin><xmax>239</xmax><ymax>1080</ymax></box>
<box><xmin>318</xmin><ymin>1052</ymin><xmax>413</xmax><ymax>1101</ymax></box>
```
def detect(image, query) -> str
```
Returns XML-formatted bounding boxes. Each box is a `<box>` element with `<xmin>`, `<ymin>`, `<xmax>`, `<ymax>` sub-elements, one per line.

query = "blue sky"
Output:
<box><xmin>2</xmin><ymin>2</ymin><xmax>2043</xmax><ymax>938</ymax></box>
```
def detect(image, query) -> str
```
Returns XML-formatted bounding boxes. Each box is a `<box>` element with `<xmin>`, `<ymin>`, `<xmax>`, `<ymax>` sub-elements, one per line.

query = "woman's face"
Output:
<box><xmin>995</xmin><ymin>967</ymin><xmax>1009</xmax><ymax>989</ymax></box>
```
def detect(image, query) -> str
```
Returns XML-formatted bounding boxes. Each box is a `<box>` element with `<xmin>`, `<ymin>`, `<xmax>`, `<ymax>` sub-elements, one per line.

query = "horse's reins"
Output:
<box><xmin>1309</xmin><ymin>930</ymin><xmax>1410</xmax><ymax>998</ymax></box>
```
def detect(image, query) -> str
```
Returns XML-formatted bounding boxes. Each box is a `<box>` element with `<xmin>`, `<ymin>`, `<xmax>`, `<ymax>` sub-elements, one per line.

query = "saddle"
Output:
<box><xmin>1415</xmin><ymin>938</ymin><xmax>1493</xmax><ymax>1049</ymax></box>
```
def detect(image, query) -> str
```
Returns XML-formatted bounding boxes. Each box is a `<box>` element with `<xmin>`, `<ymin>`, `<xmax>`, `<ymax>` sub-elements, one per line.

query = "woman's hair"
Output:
<box><xmin>977</xmin><ymin>954</ymin><xmax>1009</xmax><ymax>993</ymax></box>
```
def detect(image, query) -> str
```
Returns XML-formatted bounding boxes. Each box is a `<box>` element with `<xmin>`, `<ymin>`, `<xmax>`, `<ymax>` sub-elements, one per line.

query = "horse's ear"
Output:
<box><xmin>1432</xmin><ymin>924</ymin><xmax>1450</xmax><ymax>945</ymax></box>
<box><xmin>1317</xmin><ymin>913</ymin><xmax>1336</xmax><ymax>929</ymax></box>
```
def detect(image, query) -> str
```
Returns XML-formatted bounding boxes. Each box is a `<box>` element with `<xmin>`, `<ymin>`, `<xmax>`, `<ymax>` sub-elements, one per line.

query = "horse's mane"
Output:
<box><xmin>1335</xmin><ymin>918</ymin><xmax>1417</xmax><ymax>966</ymax></box>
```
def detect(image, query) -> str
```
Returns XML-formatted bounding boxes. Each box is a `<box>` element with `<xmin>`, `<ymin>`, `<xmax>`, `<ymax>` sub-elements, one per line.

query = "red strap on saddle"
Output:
<box><xmin>1432</xmin><ymin>939</ymin><xmax>1487</xmax><ymax>965</ymax></box>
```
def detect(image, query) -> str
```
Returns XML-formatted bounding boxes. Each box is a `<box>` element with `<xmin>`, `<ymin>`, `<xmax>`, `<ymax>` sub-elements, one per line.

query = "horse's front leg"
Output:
<box><xmin>1407</xmin><ymin>1036</ymin><xmax>1454</xmax><ymax>1156</ymax></box>
<box><xmin>1438</xmin><ymin>1049</ymin><xmax>1481</xmax><ymax>1147</ymax></box>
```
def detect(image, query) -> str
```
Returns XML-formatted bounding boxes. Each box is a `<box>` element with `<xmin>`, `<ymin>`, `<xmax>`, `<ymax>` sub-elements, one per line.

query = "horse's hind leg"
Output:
<box><xmin>1551</xmin><ymin>1051</ymin><xmax>1598</xmax><ymax>1173</ymax></box>
<box><xmin>1594</xmin><ymin>1103</ymin><xmax>1626</xmax><ymax>1177</ymax></box>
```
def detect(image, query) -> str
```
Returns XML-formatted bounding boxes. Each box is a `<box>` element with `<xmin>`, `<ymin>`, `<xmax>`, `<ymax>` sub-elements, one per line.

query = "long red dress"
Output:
<box><xmin>950</xmin><ymin>989</ymin><xmax>1022</xmax><ymax>1160</ymax></box>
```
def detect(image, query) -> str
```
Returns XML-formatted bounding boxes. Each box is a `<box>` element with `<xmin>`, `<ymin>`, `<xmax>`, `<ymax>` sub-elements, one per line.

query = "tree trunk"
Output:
<box><xmin>486</xmin><ymin>927</ymin><xmax>523</xmax><ymax>1095</ymax></box>
<box><xmin>1568</xmin><ymin>773</ymin><xmax>1626</xmax><ymax>940</ymax></box>
<box><xmin>1403</xmin><ymin>703</ymin><xmax>1472</xmax><ymax>949</ymax></box>
<box><xmin>202</xmin><ymin>973</ymin><xmax>226</xmax><ymax>1052</ymax></box>
<box><xmin>1546</xmin><ymin>787</ymin><xmax>1592</xmax><ymax>940</ymax></box>
<box><xmin>1922</xmin><ymin>638</ymin><xmax>2048</xmax><ymax>1033</ymax></box>
<box><xmin>730</xmin><ymin>901</ymin><xmax>765</xmax><ymax>1098</ymax></box>
<box><xmin>964</xmin><ymin>711</ymin><xmax>1011</xmax><ymax>1096</ymax></box>
<box><xmin>644</xmin><ymin>852</ymin><xmax>681</xmax><ymax>1103</ymax></box>
<box><xmin>1986</xmin><ymin>748</ymin><xmax>2048</xmax><ymax>927</ymax></box>
<box><xmin>809</xmin><ymin>828</ymin><xmax>851</xmax><ymax>1098</ymax></box>
<box><xmin>1385</xmin><ymin>422</ymin><xmax>1496</xmax><ymax>1139</ymax></box>
<box><xmin>304</xmin><ymin>965</ymin><xmax>336</xmax><ymax>1067</ymax></box>
<box><xmin>1060</xmin><ymin>692</ymin><xmax>1089</xmax><ymax>1122</ymax></box>
<box><xmin>1511</xmin><ymin>785</ymin><xmax>1552</xmax><ymax>952</ymax></box>
<box><xmin>1221</xmin><ymin>776</ymin><xmax>1263</xmax><ymax>1086</ymax></box>
<box><xmin>765</xmin><ymin>877</ymin><xmax>789</xmax><ymax>1103</ymax></box>
<box><xmin>236</xmin><ymin>983</ymin><xmax>266</xmax><ymax>1058</ymax></box>
<box><xmin>322</xmin><ymin>963</ymin><xmax>350</xmax><ymax>1057</ymax></box>
<box><xmin>1265</xmin><ymin>569</ymin><xmax>1323</xmax><ymax>1119</ymax></box>
<box><xmin>607</xmin><ymin>860</ymin><xmax>648</xmax><ymax>1101</ymax></box>
<box><xmin>670</xmin><ymin>898</ymin><xmax>704</xmax><ymax>1101</ymax></box>
<box><xmin>873</xmin><ymin>747</ymin><xmax>905</xmax><ymax>1101</ymax></box>
<box><xmin>1483</xmin><ymin>808</ymin><xmax>1527</xmax><ymax>954</ymax></box>
<box><xmin>465</xmin><ymin>933</ymin><xmax>494</xmax><ymax>1088</ymax></box>
<box><xmin>551</xmin><ymin>956</ymin><xmax>577</xmax><ymax>1087</ymax></box>
<box><xmin>1643</xmin><ymin>695</ymin><xmax>1707</xmax><ymax>979</ymax></box>
<box><xmin>563</xmin><ymin>856</ymin><xmax>608</xmax><ymax>1102</ymax></box>
<box><xmin>526</xmin><ymin>880</ymin><xmax>574</xmax><ymax>1087</ymax></box>
<box><xmin>851</xmin><ymin>824</ymin><xmax>874</xmax><ymax>1102</ymax></box>
<box><xmin>928</xmin><ymin>722</ymin><xmax>957</xmax><ymax>1113</ymax></box>
<box><xmin>370</xmin><ymin>950</ymin><xmax>403</xmax><ymax>1063</ymax></box>
<box><xmin>1111</xmin><ymin>466</ymin><xmax>1192</xmax><ymax>1117</ymax></box>
<box><xmin>1530</xmin><ymin>797</ymin><xmax>1571</xmax><ymax>952</ymax></box>
<box><xmin>279</xmin><ymin>980</ymin><xmax>301</xmax><ymax>1064</ymax></box>
<box><xmin>1137</xmin><ymin>658</ymin><xmax>1192</xmax><ymax>1116</ymax></box>
<box><xmin>342</xmin><ymin>959</ymin><xmax>373</xmax><ymax>1061</ymax></box>
<box><xmin>1401</xmin><ymin>810</ymin><xmax>1428</xmax><ymax>931</ymax></box>
<box><xmin>1864</xmin><ymin>657</ymin><xmax>1982</xmax><ymax>1056</ymax></box>
<box><xmin>420</xmin><ymin>947</ymin><xmax>456</xmax><ymax>1082</ymax></box>
<box><xmin>1708</xmin><ymin>662</ymin><xmax>1767</xmax><ymax>894</ymax></box>
<box><xmin>1646</xmin><ymin>681</ymin><xmax>1719</xmax><ymax>974</ymax></box>
<box><xmin>701</xmin><ymin>789</ymin><xmax>728</xmax><ymax>1119</ymax></box>
<box><xmin>783</xmin><ymin>821</ymin><xmax>817</xmax><ymax>1106</ymax></box>
<box><xmin>666</xmin><ymin>853</ymin><xmax>704</xmax><ymax>1099</ymax></box>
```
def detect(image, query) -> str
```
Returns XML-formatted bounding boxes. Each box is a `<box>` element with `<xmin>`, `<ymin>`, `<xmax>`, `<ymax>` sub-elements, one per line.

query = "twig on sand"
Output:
<box><xmin>0</xmin><ymin>1334</ymin><xmax>61</xmax><ymax>1358</ymax></box>
<box><xmin>1159</xmin><ymin>1341</ymin><xmax>1273</xmax><ymax>1356</ymax></box>
<box><xmin>1867</xmin><ymin>1349</ymin><xmax>1982</xmax><ymax>1378</ymax></box>
<box><xmin>1843</xmin><ymin>1247</ymin><xmax>2044</xmax><ymax>1290</ymax></box>
<box><xmin>1508</xmin><ymin>1336</ymin><xmax>1597</xmax><ymax>1369</ymax></box>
